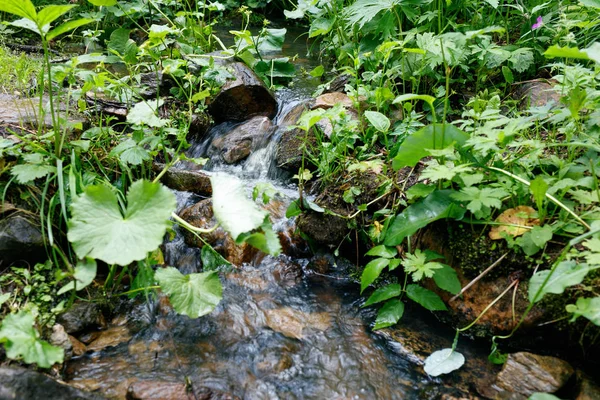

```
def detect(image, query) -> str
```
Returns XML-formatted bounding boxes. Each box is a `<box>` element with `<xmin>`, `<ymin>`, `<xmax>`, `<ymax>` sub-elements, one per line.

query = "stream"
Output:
<box><xmin>62</xmin><ymin>35</ymin><xmax>501</xmax><ymax>400</ymax></box>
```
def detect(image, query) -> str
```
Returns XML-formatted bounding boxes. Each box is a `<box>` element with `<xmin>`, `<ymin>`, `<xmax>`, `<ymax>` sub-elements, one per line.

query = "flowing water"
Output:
<box><xmin>64</xmin><ymin>35</ymin><xmax>500</xmax><ymax>399</ymax></box>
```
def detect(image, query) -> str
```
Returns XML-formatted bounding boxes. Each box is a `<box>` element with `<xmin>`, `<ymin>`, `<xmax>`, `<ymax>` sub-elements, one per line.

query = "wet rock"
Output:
<box><xmin>264</xmin><ymin>307</ymin><xmax>330</xmax><ymax>339</ymax></box>
<box><xmin>86</xmin><ymin>326</ymin><xmax>132</xmax><ymax>352</ymax></box>
<box><xmin>188</xmin><ymin>112</ymin><xmax>212</xmax><ymax>142</ymax></box>
<box><xmin>515</xmin><ymin>81</ymin><xmax>560</xmax><ymax>108</ymax></box>
<box><xmin>78</xmin><ymin>331</ymin><xmax>102</xmax><ymax>345</ymax></box>
<box><xmin>208</xmin><ymin>62</ymin><xmax>277</xmax><ymax>123</ymax></box>
<box><xmin>495</xmin><ymin>352</ymin><xmax>574</xmax><ymax>396</ymax></box>
<box><xmin>179</xmin><ymin>199</ymin><xmax>258</xmax><ymax>265</ymax></box>
<box><xmin>271</xmin><ymin>261</ymin><xmax>303</xmax><ymax>287</ymax></box>
<box><xmin>57</xmin><ymin>302</ymin><xmax>106</xmax><ymax>334</ymax></box>
<box><xmin>50</xmin><ymin>324</ymin><xmax>73</xmax><ymax>361</ymax></box>
<box><xmin>210</xmin><ymin>116</ymin><xmax>274</xmax><ymax>164</ymax></box>
<box><xmin>275</xmin><ymin>124</ymin><xmax>317</xmax><ymax>172</ymax></box>
<box><xmin>0</xmin><ymin>366</ymin><xmax>104</xmax><ymax>400</ymax></box>
<box><xmin>0</xmin><ymin>213</ymin><xmax>45</xmax><ymax>269</ymax></box>
<box><xmin>296</xmin><ymin>212</ymin><xmax>349</xmax><ymax>245</ymax></box>
<box><xmin>138</xmin><ymin>72</ymin><xmax>176</xmax><ymax>99</ymax></box>
<box><xmin>255</xmin><ymin>351</ymin><xmax>294</xmax><ymax>375</ymax></box>
<box><xmin>322</xmin><ymin>74</ymin><xmax>351</xmax><ymax>93</ymax></box>
<box><xmin>575</xmin><ymin>370</ymin><xmax>600</xmax><ymax>400</ymax></box>
<box><xmin>126</xmin><ymin>380</ymin><xmax>192</xmax><ymax>400</ymax></box>
<box><xmin>69</xmin><ymin>335</ymin><xmax>87</xmax><ymax>356</ymax></box>
<box><xmin>314</xmin><ymin>92</ymin><xmax>354</xmax><ymax>109</ymax></box>
<box><xmin>153</xmin><ymin>163</ymin><xmax>212</xmax><ymax>195</ymax></box>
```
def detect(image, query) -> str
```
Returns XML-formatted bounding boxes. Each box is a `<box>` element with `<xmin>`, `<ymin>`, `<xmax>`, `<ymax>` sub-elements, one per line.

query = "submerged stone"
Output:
<box><xmin>210</xmin><ymin>116</ymin><xmax>274</xmax><ymax>164</ymax></box>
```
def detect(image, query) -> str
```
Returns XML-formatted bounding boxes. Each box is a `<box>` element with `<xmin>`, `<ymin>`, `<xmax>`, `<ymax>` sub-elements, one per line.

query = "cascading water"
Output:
<box><xmin>64</xmin><ymin>41</ymin><xmax>499</xmax><ymax>400</ymax></box>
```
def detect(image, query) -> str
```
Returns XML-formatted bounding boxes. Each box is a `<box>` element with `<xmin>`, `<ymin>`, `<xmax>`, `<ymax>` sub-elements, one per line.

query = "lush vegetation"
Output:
<box><xmin>0</xmin><ymin>0</ymin><xmax>599</xmax><ymax>386</ymax></box>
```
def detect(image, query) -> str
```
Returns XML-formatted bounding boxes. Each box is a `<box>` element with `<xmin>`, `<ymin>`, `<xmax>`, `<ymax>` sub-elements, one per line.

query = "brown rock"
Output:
<box><xmin>69</xmin><ymin>335</ymin><xmax>87</xmax><ymax>356</ymax></box>
<box><xmin>57</xmin><ymin>302</ymin><xmax>106</xmax><ymax>334</ymax></box>
<box><xmin>126</xmin><ymin>380</ymin><xmax>193</xmax><ymax>400</ymax></box>
<box><xmin>575</xmin><ymin>370</ymin><xmax>600</xmax><ymax>400</ymax></box>
<box><xmin>296</xmin><ymin>212</ymin><xmax>348</xmax><ymax>245</ymax></box>
<box><xmin>515</xmin><ymin>81</ymin><xmax>560</xmax><ymax>108</ymax></box>
<box><xmin>496</xmin><ymin>352</ymin><xmax>574</xmax><ymax>396</ymax></box>
<box><xmin>313</xmin><ymin>92</ymin><xmax>353</xmax><ymax>110</ymax></box>
<box><xmin>153</xmin><ymin>163</ymin><xmax>212</xmax><ymax>195</ymax></box>
<box><xmin>49</xmin><ymin>324</ymin><xmax>73</xmax><ymax>360</ymax></box>
<box><xmin>210</xmin><ymin>116</ymin><xmax>273</xmax><ymax>164</ymax></box>
<box><xmin>208</xmin><ymin>62</ymin><xmax>277</xmax><ymax>123</ymax></box>
<box><xmin>86</xmin><ymin>326</ymin><xmax>132</xmax><ymax>352</ymax></box>
<box><xmin>264</xmin><ymin>307</ymin><xmax>330</xmax><ymax>339</ymax></box>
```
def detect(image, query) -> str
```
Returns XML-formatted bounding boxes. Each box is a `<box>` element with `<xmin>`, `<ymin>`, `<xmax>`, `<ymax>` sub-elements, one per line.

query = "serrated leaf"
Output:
<box><xmin>363</xmin><ymin>284</ymin><xmax>402</xmax><ymax>307</ymax></box>
<box><xmin>127</xmin><ymin>99</ymin><xmax>166</xmax><ymax>128</ymax></box>
<box><xmin>360</xmin><ymin>258</ymin><xmax>390</xmax><ymax>293</ymax></box>
<box><xmin>373</xmin><ymin>299</ymin><xmax>405</xmax><ymax>329</ymax></box>
<box><xmin>528</xmin><ymin>261</ymin><xmax>591</xmax><ymax>303</ymax></box>
<box><xmin>384</xmin><ymin>190</ymin><xmax>465</xmax><ymax>246</ymax></box>
<box><xmin>68</xmin><ymin>180</ymin><xmax>176</xmax><ymax>266</ymax></box>
<box><xmin>155</xmin><ymin>267</ymin><xmax>222</xmax><ymax>318</ymax></box>
<box><xmin>0</xmin><ymin>311</ymin><xmax>63</xmax><ymax>368</ymax></box>
<box><xmin>566</xmin><ymin>297</ymin><xmax>600</xmax><ymax>325</ymax></box>
<box><xmin>433</xmin><ymin>265</ymin><xmax>461</xmax><ymax>295</ymax></box>
<box><xmin>11</xmin><ymin>164</ymin><xmax>56</xmax><ymax>184</ymax></box>
<box><xmin>406</xmin><ymin>284</ymin><xmax>447</xmax><ymax>310</ymax></box>
<box><xmin>402</xmin><ymin>250</ymin><xmax>443</xmax><ymax>281</ymax></box>
<box><xmin>364</xmin><ymin>111</ymin><xmax>390</xmax><ymax>133</ymax></box>
<box><xmin>424</xmin><ymin>348</ymin><xmax>465</xmax><ymax>376</ymax></box>
<box><xmin>57</xmin><ymin>258</ymin><xmax>97</xmax><ymax>295</ymax></box>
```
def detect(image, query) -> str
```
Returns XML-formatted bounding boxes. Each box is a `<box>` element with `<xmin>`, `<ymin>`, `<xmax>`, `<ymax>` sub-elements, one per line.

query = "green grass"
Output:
<box><xmin>0</xmin><ymin>45</ymin><xmax>42</xmax><ymax>95</ymax></box>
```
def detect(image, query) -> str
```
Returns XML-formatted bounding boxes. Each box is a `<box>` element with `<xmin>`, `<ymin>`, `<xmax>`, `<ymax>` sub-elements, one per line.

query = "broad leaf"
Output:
<box><xmin>37</xmin><ymin>5</ymin><xmax>76</xmax><ymax>31</ymax></box>
<box><xmin>424</xmin><ymin>348</ymin><xmax>465</xmax><ymax>376</ymax></box>
<box><xmin>566</xmin><ymin>297</ymin><xmax>600</xmax><ymax>325</ymax></box>
<box><xmin>256</xmin><ymin>28</ymin><xmax>286</xmax><ymax>52</ymax></box>
<box><xmin>363</xmin><ymin>284</ymin><xmax>402</xmax><ymax>307</ymax></box>
<box><xmin>0</xmin><ymin>311</ymin><xmax>63</xmax><ymax>368</ymax></box>
<box><xmin>57</xmin><ymin>258</ymin><xmax>97</xmax><ymax>295</ymax></box>
<box><xmin>544</xmin><ymin>45</ymin><xmax>589</xmax><ymax>60</ymax></box>
<box><xmin>0</xmin><ymin>0</ymin><xmax>37</xmax><ymax>21</ymax></box>
<box><xmin>127</xmin><ymin>99</ymin><xmax>166</xmax><ymax>128</ymax></box>
<box><xmin>11</xmin><ymin>163</ymin><xmax>56</xmax><ymax>184</ymax></box>
<box><xmin>384</xmin><ymin>190</ymin><xmax>465</xmax><ymax>246</ymax></box>
<box><xmin>201</xmin><ymin>245</ymin><xmax>231</xmax><ymax>271</ymax></box>
<box><xmin>309</xmin><ymin>17</ymin><xmax>334</xmax><ymax>38</ymax></box>
<box><xmin>210</xmin><ymin>173</ymin><xmax>268</xmax><ymax>240</ymax></box>
<box><xmin>360</xmin><ymin>258</ymin><xmax>390</xmax><ymax>293</ymax></box>
<box><xmin>433</xmin><ymin>265</ymin><xmax>461</xmax><ymax>295</ymax></box>
<box><xmin>392</xmin><ymin>124</ymin><xmax>470</xmax><ymax>170</ymax></box>
<box><xmin>528</xmin><ymin>261</ymin><xmax>591</xmax><ymax>303</ymax></box>
<box><xmin>87</xmin><ymin>0</ymin><xmax>118</xmax><ymax>5</ymax></box>
<box><xmin>406</xmin><ymin>284</ymin><xmax>447</xmax><ymax>310</ymax></box>
<box><xmin>364</xmin><ymin>111</ymin><xmax>390</xmax><ymax>133</ymax></box>
<box><xmin>155</xmin><ymin>267</ymin><xmax>222</xmax><ymax>318</ymax></box>
<box><xmin>365</xmin><ymin>245</ymin><xmax>397</xmax><ymax>258</ymax></box>
<box><xmin>47</xmin><ymin>18</ymin><xmax>94</xmax><ymax>41</ymax></box>
<box><xmin>108</xmin><ymin>28</ymin><xmax>138</xmax><ymax>64</ymax></box>
<box><xmin>374</xmin><ymin>299</ymin><xmax>405</xmax><ymax>330</ymax></box>
<box><xmin>528</xmin><ymin>394</ymin><xmax>561</xmax><ymax>400</ymax></box>
<box><xmin>237</xmin><ymin>219</ymin><xmax>282</xmax><ymax>256</ymax></box>
<box><xmin>68</xmin><ymin>180</ymin><xmax>176</xmax><ymax>266</ymax></box>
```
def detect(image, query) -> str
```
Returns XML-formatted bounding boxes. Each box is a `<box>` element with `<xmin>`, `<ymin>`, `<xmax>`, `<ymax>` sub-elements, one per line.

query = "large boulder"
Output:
<box><xmin>210</xmin><ymin>116</ymin><xmax>274</xmax><ymax>164</ymax></box>
<box><xmin>207</xmin><ymin>62</ymin><xmax>277</xmax><ymax>123</ymax></box>
<box><xmin>495</xmin><ymin>352</ymin><xmax>574</xmax><ymax>396</ymax></box>
<box><xmin>153</xmin><ymin>163</ymin><xmax>212</xmax><ymax>195</ymax></box>
<box><xmin>275</xmin><ymin>101</ymin><xmax>316</xmax><ymax>172</ymax></box>
<box><xmin>0</xmin><ymin>212</ymin><xmax>45</xmax><ymax>269</ymax></box>
<box><xmin>0</xmin><ymin>366</ymin><xmax>104</xmax><ymax>400</ymax></box>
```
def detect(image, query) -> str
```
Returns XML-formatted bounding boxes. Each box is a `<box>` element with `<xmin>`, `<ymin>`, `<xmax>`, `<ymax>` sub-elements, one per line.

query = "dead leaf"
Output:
<box><xmin>489</xmin><ymin>206</ymin><xmax>539</xmax><ymax>240</ymax></box>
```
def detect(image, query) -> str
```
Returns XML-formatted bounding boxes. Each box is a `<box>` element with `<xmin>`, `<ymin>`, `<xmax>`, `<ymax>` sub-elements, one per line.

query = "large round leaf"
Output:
<box><xmin>424</xmin><ymin>348</ymin><xmax>465</xmax><ymax>376</ymax></box>
<box><xmin>67</xmin><ymin>180</ymin><xmax>176</xmax><ymax>266</ymax></box>
<box><xmin>155</xmin><ymin>267</ymin><xmax>222</xmax><ymax>318</ymax></box>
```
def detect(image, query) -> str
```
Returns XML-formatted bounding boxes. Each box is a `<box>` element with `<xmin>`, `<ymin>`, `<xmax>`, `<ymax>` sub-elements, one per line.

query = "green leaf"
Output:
<box><xmin>37</xmin><ymin>5</ymin><xmax>76</xmax><ymax>31</ymax></box>
<box><xmin>384</xmin><ymin>190</ymin><xmax>465</xmax><ymax>246</ymax></box>
<box><xmin>528</xmin><ymin>394</ymin><xmax>561</xmax><ymax>400</ymax></box>
<box><xmin>566</xmin><ymin>296</ymin><xmax>600</xmax><ymax>325</ymax></box>
<box><xmin>68</xmin><ymin>180</ymin><xmax>176</xmax><ymax>266</ymax></box>
<box><xmin>286</xmin><ymin>199</ymin><xmax>302</xmax><ymax>218</ymax></box>
<box><xmin>57</xmin><ymin>258</ymin><xmax>97</xmax><ymax>295</ymax></box>
<box><xmin>406</xmin><ymin>284</ymin><xmax>447</xmax><ymax>310</ymax></box>
<box><xmin>365</xmin><ymin>245</ymin><xmax>397</xmax><ymax>258</ymax></box>
<box><xmin>129</xmin><ymin>262</ymin><xmax>155</xmax><ymax>299</ymax></box>
<box><xmin>108</xmin><ymin>28</ymin><xmax>138</xmax><ymax>64</ymax></box>
<box><xmin>392</xmin><ymin>124</ymin><xmax>470</xmax><ymax>170</ymax></box>
<box><xmin>364</xmin><ymin>111</ymin><xmax>390</xmax><ymax>133</ymax></box>
<box><xmin>155</xmin><ymin>267</ymin><xmax>222</xmax><ymax>318</ymax></box>
<box><xmin>127</xmin><ymin>99</ymin><xmax>166</xmax><ymax>128</ymax></box>
<box><xmin>255</xmin><ymin>58</ymin><xmax>296</xmax><ymax>78</ymax></box>
<box><xmin>530</xmin><ymin>225</ymin><xmax>553</xmax><ymax>248</ymax></box>
<box><xmin>402</xmin><ymin>250</ymin><xmax>443</xmax><ymax>281</ymax></box>
<box><xmin>87</xmin><ymin>0</ymin><xmax>118</xmax><ymax>5</ymax></box>
<box><xmin>373</xmin><ymin>299</ymin><xmax>405</xmax><ymax>330</ymax></box>
<box><xmin>393</xmin><ymin>93</ymin><xmax>436</xmax><ymax>106</ymax></box>
<box><xmin>0</xmin><ymin>311</ymin><xmax>63</xmax><ymax>368</ymax></box>
<box><xmin>363</xmin><ymin>284</ymin><xmax>402</xmax><ymax>307</ymax></box>
<box><xmin>424</xmin><ymin>348</ymin><xmax>465</xmax><ymax>376</ymax></box>
<box><xmin>346</xmin><ymin>0</ymin><xmax>402</xmax><ymax>29</ymax></box>
<box><xmin>257</xmin><ymin>28</ymin><xmax>286</xmax><ymax>52</ymax></box>
<box><xmin>309</xmin><ymin>65</ymin><xmax>325</xmax><ymax>77</ymax></box>
<box><xmin>451</xmin><ymin>186</ymin><xmax>507</xmax><ymax>218</ymax></box>
<box><xmin>309</xmin><ymin>17</ymin><xmax>334</xmax><ymax>38</ymax></box>
<box><xmin>530</xmin><ymin>176</ymin><xmax>548</xmax><ymax>213</ymax></box>
<box><xmin>483</xmin><ymin>0</ymin><xmax>499</xmax><ymax>7</ymax></box>
<box><xmin>406</xmin><ymin>183</ymin><xmax>436</xmax><ymax>201</ymax></box>
<box><xmin>201</xmin><ymin>245</ymin><xmax>231</xmax><ymax>271</ymax></box>
<box><xmin>11</xmin><ymin>18</ymin><xmax>42</xmax><ymax>35</ymax></box>
<box><xmin>47</xmin><ymin>18</ymin><xmax>93</xmax><ymax>41</ymax></box>
<box><xmin>502</xmin><ymin>66</ymin><xmax>514</xmax><ymax>84</ymax></box>
<box><xmin>360</xmin><ymin>258</ymin><xmax>390</xmax><ymax>293</ymax></box>
<box><xmin>580</xmin><ymin>0</ymin><xmax>600</xmax><ymax>8</ymax></box>
<box><xmin>528</xmin><ymin>261</ymin><xmax>591</xmax><ymax>303</ymax></box>
<box><xmin>11</xmin><ymin>164</ymin><xmax>56</xmax><ymax>184</ymax></box>
<box><xmin>0</xmin><ymin>0</ymin><xmax>37</xmax><ymax>20</ymax></box>
<box><xmin>544</xmin><ymin>45</ymin><xmax>590</xmax><ymax>60</ymax></box>
<box><xmin>238</xmin><ymin>219</ymin><xmax>282</xmax><ymax>256</ymax></box>
<box><xmin>433</xmin><ymin>265</ymin><xmax>461</xmax><ymax>295</ymax></box>
<box><xmin>210</xmin><ymin>173</ymin><xmax>268</xmax><ymax>240</ymax></box>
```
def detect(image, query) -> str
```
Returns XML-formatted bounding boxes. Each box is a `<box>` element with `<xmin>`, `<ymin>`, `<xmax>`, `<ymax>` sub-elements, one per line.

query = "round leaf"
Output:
<box><xmin>424</xmin><ymin>348</ymin><xmax>465</xmax><ymax>376</ymax></box>
<box><xmin>67</xmin><ymin>180</ymin><xmax>176</xmax><ymax>266</ymax></box>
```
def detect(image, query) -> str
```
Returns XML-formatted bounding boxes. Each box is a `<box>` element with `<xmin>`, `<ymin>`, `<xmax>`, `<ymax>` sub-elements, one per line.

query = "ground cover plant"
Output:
<box><xmin>0</xmin><ymin>0</ymin><xmax>599</xmax><ymax>395</ymax></box>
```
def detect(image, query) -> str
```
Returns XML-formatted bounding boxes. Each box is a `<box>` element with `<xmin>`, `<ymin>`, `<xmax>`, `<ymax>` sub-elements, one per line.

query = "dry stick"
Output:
<box><xmin>449</xmin><ymin>251</ymin><xmax>509</xmax><ymax>303</ymax></box>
